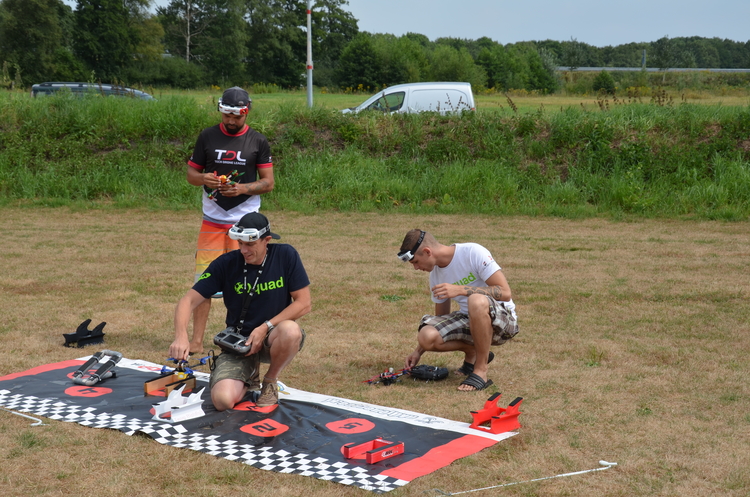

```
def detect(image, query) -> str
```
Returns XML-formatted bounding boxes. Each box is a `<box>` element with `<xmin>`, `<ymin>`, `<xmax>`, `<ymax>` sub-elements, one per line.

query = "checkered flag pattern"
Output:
<box><xmin>0</xmin><ymin>389</ymin><xmax>407</xmax><ymax>493</ymax></box>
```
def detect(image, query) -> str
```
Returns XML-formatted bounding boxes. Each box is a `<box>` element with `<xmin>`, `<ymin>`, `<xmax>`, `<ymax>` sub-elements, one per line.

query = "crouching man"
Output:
<box><xmin>398</xmin><ymin>229</ymin><xmax>519</xmax><ymax>391</ymax></box>
<box><xmin>169</xmin><ymin>212</ymin><xmax>311</xmax><ymax>409</ymax></box>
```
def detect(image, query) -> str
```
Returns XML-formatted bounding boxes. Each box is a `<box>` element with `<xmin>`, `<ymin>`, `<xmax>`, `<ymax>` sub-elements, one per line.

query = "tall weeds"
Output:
<box><xmin>1</xmin><ymin>91</ymin><xmax>748</xmax><ymax>219</ymax></box>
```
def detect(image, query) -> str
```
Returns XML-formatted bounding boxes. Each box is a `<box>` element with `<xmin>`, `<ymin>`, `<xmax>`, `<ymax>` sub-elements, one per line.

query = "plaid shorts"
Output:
<box><xmin>419</xmin><ymin>296</ymin><xmax>519</xmax><ymax>346</ymax></box>
<box><xmin>210</xmin><ymin>329</ymin><xmax>306</xmax><ymax>390</ymax></box>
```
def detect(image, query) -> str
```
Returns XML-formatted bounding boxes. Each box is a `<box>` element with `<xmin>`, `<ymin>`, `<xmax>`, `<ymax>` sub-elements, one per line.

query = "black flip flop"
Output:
<box><xmin>459</xmin><ymin>372</ymin><xmax>494</xmax><ymax>391</ymax></box>
<box><xmin>456</xmin><ymin>351</ymin><xmax>495</xmax><ymax>376</ymax></box>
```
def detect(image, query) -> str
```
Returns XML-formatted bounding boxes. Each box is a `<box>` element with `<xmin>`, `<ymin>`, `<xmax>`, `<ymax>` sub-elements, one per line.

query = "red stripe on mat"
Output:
<box><xmin>380</xmin><ymin>434</ymin><xmax>498</xmax><ymax>481</ymax></box>
<box><xmin>0</xmin><ymin>360</ymin><xmax>84</xmax><ymax>381</ymax></box>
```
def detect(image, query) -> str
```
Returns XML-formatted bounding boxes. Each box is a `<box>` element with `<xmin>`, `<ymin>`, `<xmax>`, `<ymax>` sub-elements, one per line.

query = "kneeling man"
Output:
<box><xmin>170</xmin><ymin>212</ymin><xmax>311</xmax><ymax>409</ymax></box>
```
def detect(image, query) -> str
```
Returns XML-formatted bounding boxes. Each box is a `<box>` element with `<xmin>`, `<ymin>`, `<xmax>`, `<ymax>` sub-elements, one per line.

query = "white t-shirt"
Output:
<box><xmin>429</xmin><ymin>243</ymin><xmax>516</xmax><ymax>318</ymax></box>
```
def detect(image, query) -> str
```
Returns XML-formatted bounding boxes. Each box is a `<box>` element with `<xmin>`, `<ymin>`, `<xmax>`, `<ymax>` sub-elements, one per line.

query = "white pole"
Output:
<box><xmin>306</xmin><ymin>0</ymin><xmax>313</xmax><ymax>108</ymax></box>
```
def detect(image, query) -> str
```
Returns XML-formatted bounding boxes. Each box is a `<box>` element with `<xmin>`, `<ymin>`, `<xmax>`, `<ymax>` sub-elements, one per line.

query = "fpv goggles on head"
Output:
<box><xmin>228</xmin><ymin>224</ymin><xmax>271</xmax><ymax>242</ymax></box>
<box><xmin>218</xmin><ymin>99</ymin><xmax>250</xmax><ymax>116</ymax></box>
<box><xmin>397</xmin><ymin>230</ymin><xmax>425</xmax><ymax>262</ymax></box>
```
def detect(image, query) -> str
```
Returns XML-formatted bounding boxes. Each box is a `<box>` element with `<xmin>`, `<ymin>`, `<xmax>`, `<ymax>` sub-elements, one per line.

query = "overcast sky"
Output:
<box><xmin>345</xmin><ymin>0</ymin><xmax>750</xmax><ymax>46</ymax></box>
<box><xmin>65</xmin><ymin>0</ymin><xmax>749</xmax><ymax>48</ymax></box>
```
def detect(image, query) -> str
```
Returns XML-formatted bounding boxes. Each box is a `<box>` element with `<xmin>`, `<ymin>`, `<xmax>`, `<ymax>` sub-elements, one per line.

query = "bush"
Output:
<box><xmin>593</xmin><ymin>70</ymin><xmax>616</xmax><ymax>95</ymax></box>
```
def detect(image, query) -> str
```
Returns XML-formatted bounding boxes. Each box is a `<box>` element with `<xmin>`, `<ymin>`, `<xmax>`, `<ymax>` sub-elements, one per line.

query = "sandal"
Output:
<box><xmin>459</xmin><ymin>372</ymin><xmax>494</xmax><ymax>391</ymax></box>
<box><xmin>456</xmin><ymin>351</ymin><xmax>495</xmax><ymax>376</ymax></box>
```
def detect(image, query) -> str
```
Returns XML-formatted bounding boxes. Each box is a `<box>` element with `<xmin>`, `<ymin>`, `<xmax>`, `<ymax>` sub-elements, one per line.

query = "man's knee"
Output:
<box><xmin>273</xmin><ymin>321</ymin><xmax>303</xmax><ymax>346</ymax></box>
<box><xmin>212</xmin><ymin>396</ymin><xmax>233</xmax><ymax>412</ymax></box>
<box><xmin>417</xmin><ymin>326</ymin><xmax>443</xmax><ymax>351</ymax></box>
<box><xmin>467</xmin><ymin>293</ymin><xmax>490</xmax><ymax>316</ymax></box>
<box><xmin>211</xmin><ymin>381</ymin><xmax>242</xmax><ymax>412</ymax></box>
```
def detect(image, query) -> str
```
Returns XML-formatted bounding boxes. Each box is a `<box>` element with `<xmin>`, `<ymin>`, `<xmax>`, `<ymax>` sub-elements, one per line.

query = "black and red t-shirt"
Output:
<box><xmin>188</xmin><ymin>123</ymin><xmax>272</xmax><ymax>215</ymax></box>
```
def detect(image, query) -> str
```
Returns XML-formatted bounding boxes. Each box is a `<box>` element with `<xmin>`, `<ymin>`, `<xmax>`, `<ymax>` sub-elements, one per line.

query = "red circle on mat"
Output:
<box><xmin>240</xmin><ymin>419</ymin><xmax>289</xmax><ymax>437</ymax></box>
<box><xmin>233</xmin><ymin>401</ymin><xmax>277</xmax><ymax>414</ymax></box>
<box><xmin>326</xmin><ymin>418</ymin><xmax>375</xmax><ymax>434</ymax></box>
<box><xmin>64</xmin><ymin>386</ymin><xmax>112</xmax><ymax>397</ymax></box>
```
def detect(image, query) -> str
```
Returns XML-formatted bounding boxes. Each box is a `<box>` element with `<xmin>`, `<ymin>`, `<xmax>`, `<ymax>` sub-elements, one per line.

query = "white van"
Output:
<box><xmin>342</xmin><ymin>82</ymin><xmax>475</xmax><ymax>115</ymax></box>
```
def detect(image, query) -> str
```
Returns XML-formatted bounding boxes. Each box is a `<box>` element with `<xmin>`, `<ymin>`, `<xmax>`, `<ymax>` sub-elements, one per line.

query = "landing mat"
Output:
<box><xmin>0</xmin><ymin>357</ymin><xmax>516</xmax><ymax>493</ymax></box>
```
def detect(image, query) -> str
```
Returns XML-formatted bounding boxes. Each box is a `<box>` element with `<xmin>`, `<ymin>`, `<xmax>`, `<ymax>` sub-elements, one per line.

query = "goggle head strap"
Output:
<box><xmin>228</xmin><ymin>224</ymin><xmax>269</xmax><ymax>242</ymax></box>
<box><xmin>397</xmin><ymin>230</ymin><xmax>425</xmax><ymax>262</ymax></box>
<box><xmin>218</xmin><ymin>98</ymin><xmax>250</xmax><ymax>115</ymax></box>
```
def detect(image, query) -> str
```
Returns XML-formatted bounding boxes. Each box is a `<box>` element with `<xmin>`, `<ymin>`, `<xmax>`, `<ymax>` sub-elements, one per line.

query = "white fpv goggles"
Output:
<box><xmin>397</xmin><ymin>230</ymin><xmax>425</xmax><ymax>262</ymax></box>
<box><xmin>218</xmin><ymin>98</ymin><xmax>251</xmax><ymax>116</ymax></box>
<box><xmin>228</xmin><ymin>224</ymin><xmax>271</xmax><ymax>242</ymax></box>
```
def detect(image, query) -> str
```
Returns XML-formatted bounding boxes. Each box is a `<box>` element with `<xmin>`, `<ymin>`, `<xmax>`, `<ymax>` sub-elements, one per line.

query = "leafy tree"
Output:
<box><xmin>125</xmin><ymin>0</ymin><xmax>164</xmax><ymax>62</ymax></box>
<box><xmin>717</xmin><ymin>37</ymin><xmax>750</xmax><ymax>67</ymax></box>
<box><xmin>427</xmin><ymin>45</ymin><xmax>487</xmax><ymax>89</ymax></box>
<box><xmin>501</xmin><ymin>43</ymin><xmax>558</xmax><ymax>93</ymax></box>
<box><xmin>335</xmin><ymin>32</ymin><xmax>382</xmax><ymax>89</ymax></box>
<box><xmin>535</xmin><ymin>47</ymin><xmax>559</xmax><ymax>92</ymax></box>
<box><xmin>404</xmin><ymin>32</ymin><xmax>430</xmax><ymax>49</ymax></box>
<box><xmin>244</xmin><ymin>0</ymin><xmax>306</xmax><ymax>87</ymax></box>
<box><xmin>157</xmin><ymin>0</ymin><xmax>209</xmax><ymax>62</ymax></box>
<box><xmin>74</xmin><ymin>0</ymin><xmax>133</xmax><ymax>81</ymax></box>
<box><xmin>309</xmin><ymin>0</ymin><xmax>359</xmax><ymax>87</ymax></box>
<box><xmin>474</xmin><ymin>36</ymin><xmax>499</xmax><ymax>54</ymax></box>
<box><xmin>158</xmin><ymin>0</ymin><xmax>246</xmax><ymax>85</ymax></box>
<box><xmin>475</xmin><ymin>44</ymin><xmax>508</xmax><ymax>89</ymax></box>
<box><xmin>391</xmin><ymin>35</ymin><xmax>430</xmax><ymax>83</ymax></box>
<box><xmin>599</xmin><ymin>42</ymin><xmax>648</xmax><ymax>67</ymax></box>
<box><xmin>366</xmin><ymin>33</ymin><xmax>429</xmax><ymax>86</ymax></box>
<box><xmin>561</xmin><ymin>37</ymin><xmax>587</xmax><ymax>70</ymax></box>
<box><xmin>651</xmin><ymin>35</ymin><xmax>677</xmax><ymax>80</ymax></box>
<box><xmin>0</xmin><ymin>0</ymin><xmax>77</xmax><ymax>85</ymax></box>
<box><xmin>535</xmin><ymin>39</ymin><xmax>564</xmax><ymax>61</ymax></box>
<box><xmin>201</xmin><ymin>0</ymin><xmax>246</xmax><ymax>84</ymax></box>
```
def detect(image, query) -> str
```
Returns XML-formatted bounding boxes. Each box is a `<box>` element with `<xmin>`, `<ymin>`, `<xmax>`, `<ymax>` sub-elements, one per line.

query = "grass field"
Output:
<box><xmin>1</xmin><ymin>208</ymin><xmax>748</xmax><ymax>496</ymax></box>
<box><xmin>145</xmin><ymin>87</ymin><xmax>750</xmax><ymax>115</ymax></box>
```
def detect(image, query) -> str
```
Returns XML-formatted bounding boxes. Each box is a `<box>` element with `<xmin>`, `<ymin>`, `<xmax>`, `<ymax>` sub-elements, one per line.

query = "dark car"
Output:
<box><xmin>31</xmin><ymin>82</ymin><xmax>154</xmax><ymax>100</ymax></box>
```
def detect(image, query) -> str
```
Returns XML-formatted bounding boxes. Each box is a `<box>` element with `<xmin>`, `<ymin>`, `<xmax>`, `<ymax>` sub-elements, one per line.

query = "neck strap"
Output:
<box><xmin>237</xmin><ymin>251</ymin><xmax>268</xmax><ymax>332</ymax></box>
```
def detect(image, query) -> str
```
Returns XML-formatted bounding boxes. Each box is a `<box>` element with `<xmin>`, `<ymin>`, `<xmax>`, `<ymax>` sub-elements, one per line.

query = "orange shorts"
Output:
<box><xmin>194</xmin><ymin>219</ymin><xmax>239</xmax><ymax>282</ymax></box>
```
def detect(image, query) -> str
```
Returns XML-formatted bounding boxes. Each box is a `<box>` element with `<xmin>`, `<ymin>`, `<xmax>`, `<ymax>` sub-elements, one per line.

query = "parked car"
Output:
<box><xmin>31</xmin><ymin>82</ymin><xmax>155</xmax><ymax>100</ymax></box>
<box><xmin>342</xmin><ymin>82</ymin><xmax>475</xmax><ymax>115</ymax></box>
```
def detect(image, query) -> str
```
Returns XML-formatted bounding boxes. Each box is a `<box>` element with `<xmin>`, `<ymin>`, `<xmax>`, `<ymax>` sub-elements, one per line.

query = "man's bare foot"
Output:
<box><xmin>458</xmin><ymin>373</ymin><xmax>493</xmax><ymax>391</ymax></box>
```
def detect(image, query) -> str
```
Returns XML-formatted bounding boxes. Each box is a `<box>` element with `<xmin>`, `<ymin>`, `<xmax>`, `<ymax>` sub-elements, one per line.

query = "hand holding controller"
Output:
<box><xmin>213</xmin><ymin>327</ymin><xmax>252</xmax><ymax>355</ymax></box>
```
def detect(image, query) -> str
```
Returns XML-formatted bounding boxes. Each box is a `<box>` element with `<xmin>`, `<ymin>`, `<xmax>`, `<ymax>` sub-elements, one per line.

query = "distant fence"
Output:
<box><xmin>557</xmin><ymin>67</ymin><xmax>750</xmax><ymax>73</ymax></box>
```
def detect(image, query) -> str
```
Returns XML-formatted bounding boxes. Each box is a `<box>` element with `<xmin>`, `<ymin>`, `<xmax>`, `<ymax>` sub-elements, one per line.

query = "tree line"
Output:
<box><xmin>2</xmin><ymin>0</ymin><xmax>749</xmax><ymax>93</ymax></box>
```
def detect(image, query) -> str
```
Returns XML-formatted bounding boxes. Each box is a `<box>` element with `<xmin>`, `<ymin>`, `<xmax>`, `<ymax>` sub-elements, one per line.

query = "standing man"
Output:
<box><xmin>170</xmin><ymin>212</ymin><xmax>311</xmax><ymax>409</ymax></box>
<box><xmin>186</xmin><ymin>86</ymin><xmax>275</xmax><ymax>355</ymax></box>
<box><xmin>398</xmin><ymin>229</ymin><xmax>519</xmax><ymax>391</ymax></box>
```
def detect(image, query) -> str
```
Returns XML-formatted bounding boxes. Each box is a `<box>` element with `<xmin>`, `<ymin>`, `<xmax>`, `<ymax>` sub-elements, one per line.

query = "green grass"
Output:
<box><xmin>1</xmin><ymin>89</ymin><xmax>749</xmax><ymax>219</ymax></box>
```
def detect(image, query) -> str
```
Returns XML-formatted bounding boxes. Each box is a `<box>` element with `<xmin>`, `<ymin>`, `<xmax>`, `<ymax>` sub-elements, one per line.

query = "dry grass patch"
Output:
<box><xmin>0</xmin><ymin>208</ymin><xmax>748</xmax><ymax>496</ymax></box>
